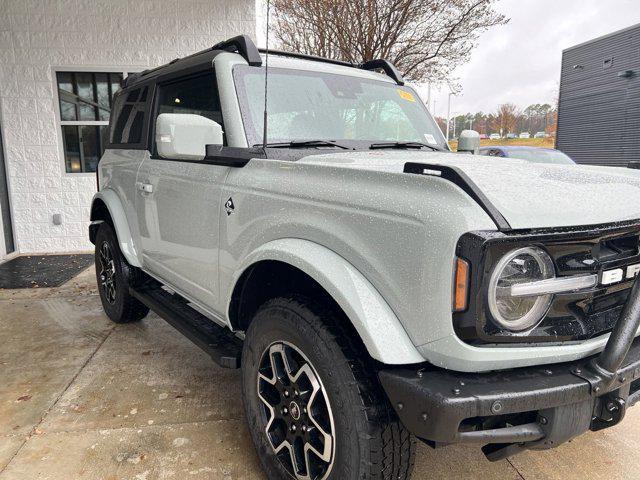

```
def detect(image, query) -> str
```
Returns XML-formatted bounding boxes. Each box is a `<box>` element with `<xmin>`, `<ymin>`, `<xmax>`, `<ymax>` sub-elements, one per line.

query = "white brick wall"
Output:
<box><xmin>0</xmin><ymin>0</ymin><xmax>255</xmax><ymax>253</ymax></box>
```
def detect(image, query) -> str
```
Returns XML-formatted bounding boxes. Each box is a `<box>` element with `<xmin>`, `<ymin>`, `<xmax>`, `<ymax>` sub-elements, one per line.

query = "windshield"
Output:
<box><xmin>507</xmin><ymin>149</ymin><xmax>575</xmax><ymax>165</ymax></box>
<box><xmin>233</xmin><ymin>65</ymin><xmax>447</xmax><ymax>149</ymax></box>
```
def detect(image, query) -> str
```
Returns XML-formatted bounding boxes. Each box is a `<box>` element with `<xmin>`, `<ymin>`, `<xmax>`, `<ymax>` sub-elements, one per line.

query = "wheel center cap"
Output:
<box><xmin>289</xmin><ymin>401</ymin><xmax>301</xmax><ymax>420</ymax></box>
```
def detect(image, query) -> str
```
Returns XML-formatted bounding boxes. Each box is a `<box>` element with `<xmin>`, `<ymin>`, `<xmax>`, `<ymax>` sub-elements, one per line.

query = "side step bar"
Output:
<box><xmin>130</xmin><ymin>283</ymin><xmax>242</xmax><ymax>369</ymax></box>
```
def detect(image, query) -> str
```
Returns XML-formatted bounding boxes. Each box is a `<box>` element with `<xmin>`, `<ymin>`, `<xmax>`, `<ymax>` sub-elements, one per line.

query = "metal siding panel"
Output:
<box><xmin>557</xmin><ymin>24</ymin><xmax>640</xmax><ymax>167</ymax></box>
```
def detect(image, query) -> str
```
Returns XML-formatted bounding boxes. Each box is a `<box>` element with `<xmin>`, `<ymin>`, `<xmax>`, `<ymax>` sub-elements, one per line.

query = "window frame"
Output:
<box><xmin>148</xmin><ymin>68</ymin><xmax>226</xmax><ymax>161</ymax></box>
<box><xmin>52</xmin><ymin>66</ymin><xmax>138</xmax><ymax>177</ymax></box>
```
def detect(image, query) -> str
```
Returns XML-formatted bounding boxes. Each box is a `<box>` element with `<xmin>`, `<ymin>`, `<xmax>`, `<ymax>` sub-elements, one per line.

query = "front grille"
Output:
<box><xmin>455</xmin><ymin>221</ymin><xmax>640</xmax><ymax>345</ymax></box>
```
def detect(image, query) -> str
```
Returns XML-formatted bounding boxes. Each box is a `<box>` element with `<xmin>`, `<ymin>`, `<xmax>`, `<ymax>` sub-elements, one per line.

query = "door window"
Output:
<box><xmin>154</xmin><ymin>71</ymin><xmax>224</xmax><ymax>153</ymax></box>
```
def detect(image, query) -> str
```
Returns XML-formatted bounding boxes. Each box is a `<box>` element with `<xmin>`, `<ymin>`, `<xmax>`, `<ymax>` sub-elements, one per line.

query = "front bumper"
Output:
<box><xmin>380</xmin><ymin>279</ymin><xmax>640</xmax><ymax>460</ymax></box>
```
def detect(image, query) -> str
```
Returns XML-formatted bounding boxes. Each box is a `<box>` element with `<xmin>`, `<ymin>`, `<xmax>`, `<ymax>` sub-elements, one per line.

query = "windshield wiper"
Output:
<box><xmin>256</xmin><ymin>140</ymin><xmax>351</xmax><ymax>150</ymax></box>
<box><xmin>369</xmin><ymin>141</ymin><xmax>443</xmax><ymax>152</ymax></box>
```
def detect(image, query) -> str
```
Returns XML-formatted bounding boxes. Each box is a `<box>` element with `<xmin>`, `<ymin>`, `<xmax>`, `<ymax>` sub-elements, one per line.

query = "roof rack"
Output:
<box><xmin>121</xmin><ymin>35</ymin><xmax>404</xmax><ymax>88</ymax></box>
<box><xmin>258</xmin><ymin>48</ymin><xmax>355</xmax><ymax>68</ymax></box>
<box><xmin>359</xmin><ymin>59</ymin><xmax>404</xmax><ymax>85</ymax></box>
<box><xmin>214</xmin><ymin>35</ymin><xmax>262</xmax><ymax>66</ymax></box>
<box><xmin>258</xmin><ymin>48</ymin><xmax>405</xmax><ymax>85</ymax></box>
<box><xmin>121</xmin><ymin>34</ymin><xmax>262</xmax><ymax>88</ymax></box>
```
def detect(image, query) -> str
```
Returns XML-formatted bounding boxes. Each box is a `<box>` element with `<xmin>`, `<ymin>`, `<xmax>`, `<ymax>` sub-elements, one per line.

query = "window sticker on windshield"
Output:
<box><xmin>424</xmin><ymin>134</ymin><xmax>437</xmax><ymax>145</ymax></box>
<box><xmin>397</xmin><ymin>89</ymin><xmax>415</xmax><ymax>102</ymax></box>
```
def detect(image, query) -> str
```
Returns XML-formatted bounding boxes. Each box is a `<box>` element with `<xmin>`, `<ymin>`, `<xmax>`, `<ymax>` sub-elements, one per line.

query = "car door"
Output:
<box><xmin>135</xmin><ymin>71</ymin><xmax>229</xmax><ymax>312</ymax></box>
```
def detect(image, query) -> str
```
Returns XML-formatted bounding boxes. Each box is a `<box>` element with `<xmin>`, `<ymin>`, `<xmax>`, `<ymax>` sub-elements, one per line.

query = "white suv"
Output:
<box><xmin>90</xmin><ymin>35</ymin><xmax>640</xmax><ymax>479</ymax></box>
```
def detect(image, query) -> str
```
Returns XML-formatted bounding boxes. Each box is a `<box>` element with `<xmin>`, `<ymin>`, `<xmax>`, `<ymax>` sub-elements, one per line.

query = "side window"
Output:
<box><xmin>109</xmin><ymin>86</ymin><xmax>149</xmax><ymax>146</ymax></box>
<box><xmin>155</xmin><ymin>71</ymin><xmax>224</xmax><ymax>140</ymax></box>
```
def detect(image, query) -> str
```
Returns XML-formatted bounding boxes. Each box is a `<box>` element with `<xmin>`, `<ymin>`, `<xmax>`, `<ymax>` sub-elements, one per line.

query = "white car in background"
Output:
<box><xmin>519</xmin><ymin>132</ymin><xmax>531</xmax><ymax>139</ymax></box>
<box><xmin>534</xmin><ymin>131</ymin><xmax>547</xmax><ymax>138</ymax></box>
<box><xmin>489</xmin><ymin>133</ymin><xmax>501</xmax><ymax>140</ymax></box>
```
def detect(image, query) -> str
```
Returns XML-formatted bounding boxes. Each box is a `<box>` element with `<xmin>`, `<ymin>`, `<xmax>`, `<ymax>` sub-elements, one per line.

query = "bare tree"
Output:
<box><xmin>269</xmin><ymin>0</ymin><xmax>508</xmax><ymax>83</ymax></box>
<box><xmin>491</xmin><ymin>103</ymin><xmax>519</xmax><ymax>136</ymax></box>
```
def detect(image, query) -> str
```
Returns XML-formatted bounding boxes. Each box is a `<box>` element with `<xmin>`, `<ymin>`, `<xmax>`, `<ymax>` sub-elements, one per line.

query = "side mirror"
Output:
<box><xmin>457</xmin><ymin>130</ymin><xmax>481</xmax><ymax>154</ymax></box>
<box><xmin>156</xmin><ymin>113</ymin><xmax>223</xmax><ymax>160</ymax></box>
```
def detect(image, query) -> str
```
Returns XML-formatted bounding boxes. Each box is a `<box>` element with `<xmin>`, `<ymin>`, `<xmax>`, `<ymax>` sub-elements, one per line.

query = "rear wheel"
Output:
<box><xmin>242</xmin><ymin>296</ymin><xmax>415</xmax><ymax>480</ymax></box>
<box><xmin>94</xmin><ymin>222</ymin><xmax>149</xmax><ymax>324</ymax></box>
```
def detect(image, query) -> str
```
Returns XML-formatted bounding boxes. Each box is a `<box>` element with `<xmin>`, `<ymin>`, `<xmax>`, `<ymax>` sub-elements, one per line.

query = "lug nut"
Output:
<box><xmin>284</xmin><ymin>390</ymin><xmax>290</xmax><ymax>398</ymax></box>
<box><xmin>282</xmin><ymin>407</ymin><xmax>288</xmax><ymax>415</ymax></box>
<box><xmin>303</xmin><ymin>407</ymin><xmax>307</xmax><ymax>414</ymax></box>
<box><xmin>290</xmin><ymin>425</ymin><xmax>297</xmax><ymax>432</ymax></box>
<box><xmin>539</xmin><ymin>416</ymin><xmax>548</xmax><ymax>425</ymax></box>
<box><xmin>302</xmin><ymin>425</ymin><xmax>307</xmax><ymax>432</ymax></box>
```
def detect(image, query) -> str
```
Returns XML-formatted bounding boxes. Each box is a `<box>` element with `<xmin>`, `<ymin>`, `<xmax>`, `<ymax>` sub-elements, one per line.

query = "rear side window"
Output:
<box><xmin>156</xmin><ymin>72</ymin><xmax>224</xmax><ymax>131</ymax></box>
<box><xmin>110</xmin><ymin>85</ymin><xmax>149</xmax><ymax>146</ymax></box>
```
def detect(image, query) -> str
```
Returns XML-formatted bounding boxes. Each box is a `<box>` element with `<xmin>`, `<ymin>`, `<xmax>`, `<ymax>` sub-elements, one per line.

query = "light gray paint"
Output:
<box><xmin>214</xmin><ymin>53</ymin><xmax>250</xmax><ymax>148</ymax></box>
<box><xmin>229</xmin><ymin>238</ymin><xmax>425</xmax><ymax>364</ymax></box>
<box><xmin>135</xmin><ymin>156</ymin><xmax>230</xmax><ymax>310</ymax></box>
<box><xmin>93</xmin><ymin>52</ymin><xmax>640</xmax><ymax>372</ymax></box>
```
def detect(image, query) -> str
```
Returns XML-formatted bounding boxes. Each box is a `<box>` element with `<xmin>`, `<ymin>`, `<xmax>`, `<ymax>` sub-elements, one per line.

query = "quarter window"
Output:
<box><xmin>56</xmin><ymin>71</ymin><xmax>125</xmax><ymax>173</ymax></box>
<box><xmin>109</xmin><ymin>86</ymin><xmax>149</xmax><ymax>145</ymax></box>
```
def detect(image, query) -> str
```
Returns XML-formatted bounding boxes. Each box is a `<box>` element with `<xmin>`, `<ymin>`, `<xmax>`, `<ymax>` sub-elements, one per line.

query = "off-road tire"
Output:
<box><xmin>94</xmin><ymin>222</ymin><xmax>149</xmax><ymax>324</ymax></box>
<box><xmin>242</xmin><ymin>295</ymin><xmax>415</xmax><ymax>480</ymax></box>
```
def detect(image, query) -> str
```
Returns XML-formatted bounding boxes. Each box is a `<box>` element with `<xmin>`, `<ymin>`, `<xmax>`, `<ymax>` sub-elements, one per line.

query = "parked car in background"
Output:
<box><xmin>479</xmin><ymin>134</ymin><xmax>488</xmax><ymax>139</ymax></box>
<box><xmin>489</xmin><ymin>133</ymin><xmax>501</xmax><ymax>140</ymax></box>
<box><xmin>534</xmin><ymin>131</ymin><xmax>547</xmax><ymax>138</ymax></box>
<box><xmin>519</xmin><ymin>132</ymin><xmax>531</xmax><ymax>139</ymax></box>
<box><xmin>506</xmin><ymin>133</ymin><xmax>517</xmax><ymax>139</ymax></box>
<box><xmin>479</xmin><ymin>146</ymin><xmax>575</xmax><ymax>165</ymax></box>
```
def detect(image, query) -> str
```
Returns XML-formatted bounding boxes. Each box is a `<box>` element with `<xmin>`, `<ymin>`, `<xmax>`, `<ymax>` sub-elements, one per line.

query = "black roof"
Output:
<box><xmin>121</xmin><ymin>34</ymin><xmax>404</xmax><ymax>90</ymax></box>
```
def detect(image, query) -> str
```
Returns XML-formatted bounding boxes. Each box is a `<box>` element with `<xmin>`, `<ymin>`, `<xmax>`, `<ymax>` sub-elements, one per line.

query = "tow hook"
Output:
<box><xmin>591</xmin><ymin>395</ymin><xmax>626</xmax><ymax>431</ymax></box>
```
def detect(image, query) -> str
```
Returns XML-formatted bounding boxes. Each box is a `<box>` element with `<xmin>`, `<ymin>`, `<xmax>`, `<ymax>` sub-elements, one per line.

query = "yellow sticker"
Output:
<box><xmin>397</xmin><ymin>89</ymin><xmax>415</xmax><ymax>102</ymax></box>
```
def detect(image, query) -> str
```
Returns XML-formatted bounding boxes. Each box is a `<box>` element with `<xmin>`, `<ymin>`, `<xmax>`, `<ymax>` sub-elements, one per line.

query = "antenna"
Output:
<box><xmin>262</xmin><ymin>0</ymin><xmax>271</xmax><ymax>150</ymax></box>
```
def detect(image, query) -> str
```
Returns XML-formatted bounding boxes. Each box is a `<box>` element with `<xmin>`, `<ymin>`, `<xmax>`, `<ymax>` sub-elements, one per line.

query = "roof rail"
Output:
<box><xmin>258</xmin><ymin>48</ymin><xmax>355</xmax><ymax>68</ymax></box>
<box><xmin>359</xmin><ymin>59</ymin><xmax>404</xmax><ymax>85</ymax></box>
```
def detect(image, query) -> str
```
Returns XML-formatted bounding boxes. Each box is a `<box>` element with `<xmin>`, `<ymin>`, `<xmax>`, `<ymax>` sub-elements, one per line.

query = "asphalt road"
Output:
<box><xmin>1</xmin><ymin>266</ymin><xmax>639</xmax><ymax>479</ymax></box>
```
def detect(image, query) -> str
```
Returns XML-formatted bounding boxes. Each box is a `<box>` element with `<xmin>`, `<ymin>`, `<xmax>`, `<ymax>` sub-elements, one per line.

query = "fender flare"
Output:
<box><xmin>90</xmin><ymin>189</ymin><xmax>141</xmax><ymax>267</ymax></box>
<box><xmin>229</xmin><ymin>239</ymin><xmax>425</xmax><ymax>365</ymax></box>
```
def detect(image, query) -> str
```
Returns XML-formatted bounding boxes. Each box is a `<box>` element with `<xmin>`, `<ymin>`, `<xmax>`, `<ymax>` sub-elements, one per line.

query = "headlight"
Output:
<box><xmin>487</xmin><ymin>247</ymin><xmax>555</xmax><ymax>332</ymax></box>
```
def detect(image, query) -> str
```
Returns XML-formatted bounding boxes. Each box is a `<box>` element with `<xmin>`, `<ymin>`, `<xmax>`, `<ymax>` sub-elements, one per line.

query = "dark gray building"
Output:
<box><xmin>556</xmin><ymin>23</ymin><xmax>640</xmax><ymax>167</ymax></box>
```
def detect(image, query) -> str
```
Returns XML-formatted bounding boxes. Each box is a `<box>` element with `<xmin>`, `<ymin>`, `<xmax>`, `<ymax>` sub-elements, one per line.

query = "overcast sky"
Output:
<box><xmin>424</xmin><ymin>0</ymin><xmax>640</xmax><ymax>118</ymax></box>
<box><xmin>256</xmin><ymin>1</ymin><xmax>640</xmax><ymax>117</ymax></box>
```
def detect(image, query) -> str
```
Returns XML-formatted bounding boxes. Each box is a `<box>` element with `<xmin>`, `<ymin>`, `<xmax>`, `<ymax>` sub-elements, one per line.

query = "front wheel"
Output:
<box><xmin>242</xmin><ymin>296</ymin><xmax>415</xmax><ymax>480</ymax></box>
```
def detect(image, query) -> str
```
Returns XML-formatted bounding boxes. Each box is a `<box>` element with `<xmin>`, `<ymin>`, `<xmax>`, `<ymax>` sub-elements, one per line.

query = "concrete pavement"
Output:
<box><xmin>1</xmin><ymin>266</ymin><xmax>639</xmax><ymax>479</ymax></box>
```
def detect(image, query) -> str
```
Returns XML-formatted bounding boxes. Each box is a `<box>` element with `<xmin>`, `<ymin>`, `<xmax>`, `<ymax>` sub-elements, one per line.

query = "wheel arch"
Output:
<box><xmin>227</xmin><ymin>239</ymin><xmax>425</xmax><ymax>365</ymax></box>
<box><xmin>90</xmin><ymin>190</ymin><xmax>141</xmax><ymax>267</ymax></box>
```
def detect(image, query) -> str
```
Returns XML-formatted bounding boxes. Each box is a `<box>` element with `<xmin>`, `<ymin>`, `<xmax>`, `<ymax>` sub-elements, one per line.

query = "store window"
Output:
<box><xmin>56</xmin><ymin>72</ymin><xmax>125</xmax><ymax>173</ymax></box>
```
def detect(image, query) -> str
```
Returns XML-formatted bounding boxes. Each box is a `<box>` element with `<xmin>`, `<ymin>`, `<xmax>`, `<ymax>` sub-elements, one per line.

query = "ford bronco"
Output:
<box><xmin>90</xmin><ymin>35</ymin><xmax>640</xmax><ymax>479</ymax></box>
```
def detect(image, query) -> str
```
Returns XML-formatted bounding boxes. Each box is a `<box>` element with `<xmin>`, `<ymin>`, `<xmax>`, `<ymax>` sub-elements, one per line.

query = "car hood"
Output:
<box><xmin>297</xmin><ymin>150</ymin><xmax>640</xmax><ymax>229</ymax></box>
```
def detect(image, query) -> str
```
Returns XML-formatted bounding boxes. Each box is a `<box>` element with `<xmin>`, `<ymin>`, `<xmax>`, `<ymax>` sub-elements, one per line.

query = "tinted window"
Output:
<box><xmin>109</xmin><ymin>86</ymin><xmax>149</xmax><ymax>145</ymax></box>
<box><xmin>157</xmin><ymin>72</ymin><xmax>223</xmax><ymax>127</ymax></box>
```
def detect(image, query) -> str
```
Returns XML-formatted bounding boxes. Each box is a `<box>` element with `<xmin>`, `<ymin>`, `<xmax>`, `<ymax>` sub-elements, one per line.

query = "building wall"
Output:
<box><xmin>556</xmin><ymin>23</ymin><xmax>640</xmax><ymax>167</ymax></box>
<box><xmin>0</xmin><ymin>0</ymin><xmax>255</xmax><ymax>253</ymax></box>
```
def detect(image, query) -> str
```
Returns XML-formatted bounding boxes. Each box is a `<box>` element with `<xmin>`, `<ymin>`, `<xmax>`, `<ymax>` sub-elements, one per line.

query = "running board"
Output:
<box><xmin>129</xmin><ymin>284</ymin><xmax>242</xmax><ymax>369</ymax></box>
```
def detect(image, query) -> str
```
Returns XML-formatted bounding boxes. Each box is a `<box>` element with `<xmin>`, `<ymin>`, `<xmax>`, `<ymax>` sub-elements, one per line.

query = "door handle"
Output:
<box><xmin>136</xmin><ymin>182</ymin><xmax>153</xmax><ymax>194</ymax></box>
